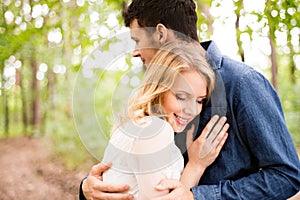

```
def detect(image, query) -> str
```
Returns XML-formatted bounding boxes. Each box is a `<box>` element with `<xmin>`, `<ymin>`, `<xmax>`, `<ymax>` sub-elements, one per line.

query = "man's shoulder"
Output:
<box><xmin>220</xmin><ymin>56</ymin><xmax>266</xmax><ymax>84</ymax></box>
<box><xmin>204</xmin><ymin>40</ymin><xmax>267</xmax><ymax>87</ymax></box>
<box><xmin>221</xmin><ymin>56</ymin><xmax>253</xmax><ymax>74</ymax></box>
<box><xmin>204</xmin><ymin>40</ymin><xmax>255</xmax><ymax>75</ymax></box>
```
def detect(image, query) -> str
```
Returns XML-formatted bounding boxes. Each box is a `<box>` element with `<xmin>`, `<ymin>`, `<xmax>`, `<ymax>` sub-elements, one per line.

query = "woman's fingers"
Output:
<box><xmin>186</xmin><ymin>124</ymin><xmax>195</xmax><ymax>149</ymax></box>
<box><xmin>202</xmin><ymin>115</ymin><xmax>220</xmax><ymax>138</ymax></box>
<box><xmin>207</xmin><ymin>116</ymin><xmax>227</xmax><ymax>142</ymax></box>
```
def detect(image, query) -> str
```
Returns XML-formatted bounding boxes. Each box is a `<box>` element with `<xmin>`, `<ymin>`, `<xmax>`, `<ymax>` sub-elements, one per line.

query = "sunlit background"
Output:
<box><xmin>0</xmin><ymin>0</ymin><xmax>299</xmax><ymax>167</ymax></box>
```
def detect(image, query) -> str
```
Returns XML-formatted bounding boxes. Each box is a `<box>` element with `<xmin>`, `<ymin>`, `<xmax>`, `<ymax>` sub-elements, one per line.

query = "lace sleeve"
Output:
<box><xmin>130</xmin><ymin>116</ymin><xmax>184</xmax><ymax>199</ymax></box>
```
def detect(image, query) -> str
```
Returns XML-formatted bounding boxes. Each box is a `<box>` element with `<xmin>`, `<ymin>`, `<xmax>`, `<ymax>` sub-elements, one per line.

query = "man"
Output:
<box><xmin>79</xmin><ymin>0</ymin><xmax>300</xmax><ymax>199</ymax></box>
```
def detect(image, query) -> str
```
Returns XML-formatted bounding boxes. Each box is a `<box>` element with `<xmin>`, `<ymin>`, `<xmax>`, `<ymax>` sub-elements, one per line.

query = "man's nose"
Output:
<box><xmin>132</xmin><ymin>48</ymin><xmax>140</xmax><ymax>57</ymax></box>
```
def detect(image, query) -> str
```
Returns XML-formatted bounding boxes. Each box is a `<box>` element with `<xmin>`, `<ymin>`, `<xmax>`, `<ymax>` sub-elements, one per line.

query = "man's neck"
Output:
<box><xmin>189</xmin><ymin>41</ymin><xmax>207</xmax><ymax>58</ymax></box>
<box><xmin>164</xmin><ymin>30</ymin><xmax>207</xmax><ymax>57</ymax></box>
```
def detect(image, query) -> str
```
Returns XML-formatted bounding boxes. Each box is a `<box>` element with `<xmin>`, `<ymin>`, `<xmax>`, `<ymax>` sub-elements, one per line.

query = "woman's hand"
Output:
<box><xmin>181</xmin><ymin>115</ymin><xmax>229</xmax><ymax>188</ymax></box>
<box><xmin>154</xmin><ymin>179</ymin><xmax>194</xmax><ymax>200</ymax></box>
<box><xmin>188</xmin><ymin>115</ymin><xmax>229</xmax><ymax>168</ymax></box>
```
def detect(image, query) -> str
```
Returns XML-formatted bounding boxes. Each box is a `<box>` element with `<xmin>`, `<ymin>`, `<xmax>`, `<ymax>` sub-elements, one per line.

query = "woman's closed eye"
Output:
<box><xmin>176</xmin><ymin>93</ymin><xmax>206</xmax><ymax>104</ymax></box>
<box><xmin>175</xmin><ymin>94</ymin><xmax>187</xmax><ymax>101</ymax></box>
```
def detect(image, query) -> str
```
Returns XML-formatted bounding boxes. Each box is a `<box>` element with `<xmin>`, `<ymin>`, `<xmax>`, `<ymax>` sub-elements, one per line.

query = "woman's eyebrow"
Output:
<box><xmin>175</xmin><ymin>90</ymin><xmax>207</xmax><ymax>98</ymax></box>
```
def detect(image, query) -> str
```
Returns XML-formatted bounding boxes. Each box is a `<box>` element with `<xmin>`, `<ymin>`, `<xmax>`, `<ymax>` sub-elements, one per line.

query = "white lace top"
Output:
<box><xmin>102</xmin><ymin>116</ymin><xmax>184</xmax><ymax>200</ymax></box>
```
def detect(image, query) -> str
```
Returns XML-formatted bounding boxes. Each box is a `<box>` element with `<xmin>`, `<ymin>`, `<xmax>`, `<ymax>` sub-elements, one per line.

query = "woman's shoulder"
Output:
<box><xmin>109</xmin><ymin>127</ymin><xmax>135</xmax><ymax>152</ymax></box>
<box><xmin>109</xmin><ymin>116</ymin><xmax>174</xmax><ymax>153</ymax></box>
<box><xmin>130</xmin><ymin>116</ymin><xmax>175</xmax><ymax>154</ymax></box>
<box><xmin>119</xmin><ymin>116</ymin><xmax>174</xmax><ymax>139</ymax></box>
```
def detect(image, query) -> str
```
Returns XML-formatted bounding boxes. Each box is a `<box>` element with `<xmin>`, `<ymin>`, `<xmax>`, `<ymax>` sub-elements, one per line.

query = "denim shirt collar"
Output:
<box><xmin>201</xmin><ymin>40</ymin><xmax>223</xmax><ymax>70</ymax></box>
<box><xmin>200</xmin><ymin>40</ymin><xmax>227</xmax><ymax>116</ymax></box>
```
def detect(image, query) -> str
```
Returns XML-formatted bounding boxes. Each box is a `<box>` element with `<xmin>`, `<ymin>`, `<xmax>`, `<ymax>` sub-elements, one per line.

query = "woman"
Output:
<box><xmin>101</xmin><ymin>42</ymin><xmax>229</xmax><ymax>199</ymax></box>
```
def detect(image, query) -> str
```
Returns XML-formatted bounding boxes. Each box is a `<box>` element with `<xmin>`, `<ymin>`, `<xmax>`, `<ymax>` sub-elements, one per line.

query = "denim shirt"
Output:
<box><xmin>190</xmin><ymin>41</ymin><xmax>300</xmax><ymax>199</ymax></box>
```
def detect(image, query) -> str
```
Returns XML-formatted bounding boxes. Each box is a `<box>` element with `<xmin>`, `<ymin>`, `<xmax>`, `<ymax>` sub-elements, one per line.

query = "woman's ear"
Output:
<box><xmin>156</xmin><ymin>23</ymin><xmax>168</xmax><ymax>45</ymax></box>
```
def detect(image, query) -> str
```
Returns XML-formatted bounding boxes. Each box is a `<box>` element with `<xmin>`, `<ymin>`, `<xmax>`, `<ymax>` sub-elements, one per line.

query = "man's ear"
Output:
<box><xmin>156</xmin><ymin>23</ymin><xmax>168</xmax><ymax>45</ymax></box>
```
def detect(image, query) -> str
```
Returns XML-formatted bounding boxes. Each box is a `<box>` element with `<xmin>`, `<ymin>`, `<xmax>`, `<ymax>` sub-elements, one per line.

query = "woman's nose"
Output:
<box><xmin>183</xmin><ymin>100</ymin><xmax>201</xmax><ymax>116</ymax></box>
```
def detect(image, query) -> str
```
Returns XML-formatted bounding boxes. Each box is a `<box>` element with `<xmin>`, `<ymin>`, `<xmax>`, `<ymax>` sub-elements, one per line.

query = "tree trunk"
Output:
<box><xmin>268</xmin><ymin>34</ymin><xmax>278</xmax><ymax>90</ymax></box>
<box><xmin>31</xmin><ymin>58</ymin><xmax>40</xmax><ymax>136</ymax></box>
<box><xmin>265</xmin><ymin>0</ymin><xmax>278</xmax><ymax>90</ymax></box>
<box><xmin>234</xmin><ymin>0</ymin><xmax>245</xmax><ymax>62</ymax></box>
<box><xmin>19</xmin><ymin>65</ymin><xmax>28</xmax><ymax>136</ymax></box>
<box><xmin>198</xmin><ymin>4</ymin><xmax>214</xmax><ymax>35</ymax></box>
<box><xmin>4</xmin><ymin>90</ymin><xmax>9</xmax><ymax>137</ymax></box>
<box><xmin>287</xmin><ymin>36</ymin><xmax>296</xmax><ymax>84</ymax></box>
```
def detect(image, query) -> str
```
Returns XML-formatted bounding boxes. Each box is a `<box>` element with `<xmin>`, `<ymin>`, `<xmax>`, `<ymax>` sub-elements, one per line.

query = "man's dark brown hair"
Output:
<box><xmin>122</xmin><ymin>0</ymin><xmax>199</xmax><ymax>41</ymax></box>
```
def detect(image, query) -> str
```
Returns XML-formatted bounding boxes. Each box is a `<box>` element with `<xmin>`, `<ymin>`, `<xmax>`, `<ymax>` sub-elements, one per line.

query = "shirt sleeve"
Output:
<box><xmin>78</xmin><ymin>175</ymin><xmax>88</xmax><ymax>200</ymax></box>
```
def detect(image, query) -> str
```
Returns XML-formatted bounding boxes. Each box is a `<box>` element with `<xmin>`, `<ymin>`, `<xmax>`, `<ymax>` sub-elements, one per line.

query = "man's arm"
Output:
<box><xmin>79</xmin><ymin>163</ymin><xmax>134</xmax><ymax>200</ymax></box>
<box><xmin>191</xmin><ymin>70</ymin><xmax>300</xmax><ymax>199</ymax></box>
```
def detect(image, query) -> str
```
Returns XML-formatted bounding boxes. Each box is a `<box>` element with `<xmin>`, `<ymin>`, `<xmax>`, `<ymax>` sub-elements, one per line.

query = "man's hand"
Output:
<box><xmin>82</xmin><ymin>163</ymin><xmax>134</xmax><ymax>200</ymax></box>
<box><xmin>153</xmin><ymin>179</ymin><xmax>194</xmax><ymax>200</ymax></box>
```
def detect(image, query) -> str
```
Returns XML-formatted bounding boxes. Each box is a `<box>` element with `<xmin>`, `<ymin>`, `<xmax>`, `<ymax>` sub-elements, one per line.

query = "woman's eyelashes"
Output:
<box><xmin>175</xmin><ymin>93</ymin><xmax>187</xmax><ymax>101</ymax></box>
<box><xmin>175</xmin><ymin>93</ymin><xmax>206</xmax><ymax>104</ymax></box>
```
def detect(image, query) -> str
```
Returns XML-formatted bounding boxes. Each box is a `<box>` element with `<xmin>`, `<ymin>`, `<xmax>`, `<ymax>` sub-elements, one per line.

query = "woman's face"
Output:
<box><xmin>162</xmin><ymin>70</ymin><xmax>207</xmax><ymax>132</ymax></box>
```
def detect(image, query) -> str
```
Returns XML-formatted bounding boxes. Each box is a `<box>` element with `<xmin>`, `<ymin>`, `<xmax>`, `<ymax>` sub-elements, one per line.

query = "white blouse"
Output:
<box><xmin>102</xmin><ymin>116</ymin><xmax>184</xmax><ymax>200</ymax></box>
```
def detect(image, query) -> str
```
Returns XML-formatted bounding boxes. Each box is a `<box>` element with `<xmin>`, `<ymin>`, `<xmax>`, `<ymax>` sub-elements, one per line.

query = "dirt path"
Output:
<box><xmin>0</xmin><ymin>137</ymin><xmax>86</xmax><ymax>200</ymax></box>
<box><xmin>1</xmin><ymin>137</ymin><xmax>299</xmax><ymax>200</ymax></box>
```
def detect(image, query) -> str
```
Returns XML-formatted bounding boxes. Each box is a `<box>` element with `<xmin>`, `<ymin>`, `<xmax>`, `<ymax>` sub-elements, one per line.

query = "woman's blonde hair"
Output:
<box><xmin>128</xmin><ymin>41</ymin><xmax>215</xmax><ymax>123</ymax></box>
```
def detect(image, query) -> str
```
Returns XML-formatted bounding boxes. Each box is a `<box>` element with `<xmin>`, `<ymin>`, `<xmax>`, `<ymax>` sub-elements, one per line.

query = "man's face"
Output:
<box><xmin>129</xmin><ymin>19</ymin><xmax>161</xmax><ymax>65</ymax></box>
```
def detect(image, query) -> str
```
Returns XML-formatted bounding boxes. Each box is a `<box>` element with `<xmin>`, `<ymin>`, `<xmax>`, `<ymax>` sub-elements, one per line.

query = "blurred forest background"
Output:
<box><xmin>0</xmin><ymin>0</ymin><xmax>299</xmax><ymax>171</ymax></box>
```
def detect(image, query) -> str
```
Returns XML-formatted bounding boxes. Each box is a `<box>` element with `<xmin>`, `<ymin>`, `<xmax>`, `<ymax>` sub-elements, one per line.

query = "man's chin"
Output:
<box><xmin>143</xmin><ymin>63</ymin><xmax>148</xmax><ymax>71</ymax></box>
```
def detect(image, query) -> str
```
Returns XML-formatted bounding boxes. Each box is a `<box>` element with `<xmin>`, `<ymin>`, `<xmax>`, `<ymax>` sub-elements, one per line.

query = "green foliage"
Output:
<box><xmin>195</xmin><ymin>0</ymin><xmax>214</xmax><ymax>40</ymax></box>
<box><xmin>45</xmin><ymin>101</ymin><xmax>97</xmax><ymax>170</ymax></box>
<box><xmin>277</xmin><ymin>55</ymin><xmax>300</xmax><ymax>145</ymax></box>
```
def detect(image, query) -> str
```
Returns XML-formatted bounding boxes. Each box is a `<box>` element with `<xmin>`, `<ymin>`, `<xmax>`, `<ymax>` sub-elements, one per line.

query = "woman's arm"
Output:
<box><xmin>131</xmin><ymin>117</ymin><xmax>184</xmax><ymax>199</ymax></box>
